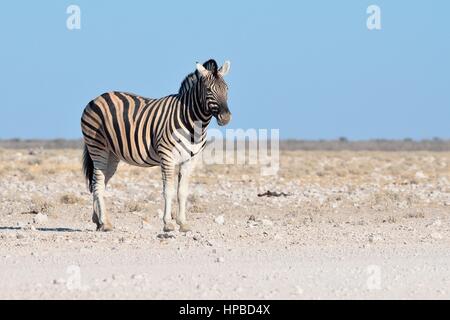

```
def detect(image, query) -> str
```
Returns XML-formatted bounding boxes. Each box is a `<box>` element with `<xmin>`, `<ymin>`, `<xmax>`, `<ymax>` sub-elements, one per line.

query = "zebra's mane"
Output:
<box><xmin>178</xmin><ymin>59</ymin><xmax>219</xmax><ymax>95</ymax></box>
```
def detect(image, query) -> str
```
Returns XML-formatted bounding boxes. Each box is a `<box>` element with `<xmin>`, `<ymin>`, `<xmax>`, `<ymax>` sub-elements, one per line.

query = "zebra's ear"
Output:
<box><xmin>219</xmin><ymin>61</ymin><xmax>231</xmax><ymax>77</ymax></box>
<box><xmin>196</xmin><ymin>62</ymin><xmax>210</xmax><ymax>77</ymax></box>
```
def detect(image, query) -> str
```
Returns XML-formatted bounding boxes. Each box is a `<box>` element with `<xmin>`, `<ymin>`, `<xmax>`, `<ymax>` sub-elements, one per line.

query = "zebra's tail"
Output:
<box><xmin>82</xmin><ymin>144</ymin><xmax>94</xmax><ymax>193</ymax></box>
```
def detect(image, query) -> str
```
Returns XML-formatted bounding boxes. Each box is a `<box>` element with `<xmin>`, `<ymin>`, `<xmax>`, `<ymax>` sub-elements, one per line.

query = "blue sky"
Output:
<box><xmin>0</xmin><ymin>0</ymin><xmax>449</xmax><ymax>140</ymax></box>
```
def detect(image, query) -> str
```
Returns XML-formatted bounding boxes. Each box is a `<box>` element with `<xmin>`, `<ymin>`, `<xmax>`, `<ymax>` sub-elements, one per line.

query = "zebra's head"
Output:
<box><xmin>196</xmin><ymin>59</ymin><xmax>231</xmax><ymax>126</ymax></box>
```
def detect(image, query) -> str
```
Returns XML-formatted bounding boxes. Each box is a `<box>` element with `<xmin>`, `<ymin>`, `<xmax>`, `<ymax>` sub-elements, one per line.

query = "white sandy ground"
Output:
<box><xmin>0</xmin><ymin>149</ymin><xmax>449</xmax><ymax>299</ymax></box>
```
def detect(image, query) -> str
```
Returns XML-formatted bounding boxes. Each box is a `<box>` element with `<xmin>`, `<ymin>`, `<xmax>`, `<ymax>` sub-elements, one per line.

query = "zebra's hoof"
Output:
<box><xmin>179</xmin><ymin>223</ymin><xmax>192</xmax><ymax>233</ymax></box>
<box><xmin>92</xmin><ymin>213</ymin><xmax>99</xmax><ymax>225</ymax></box>
<box><xmin>163</xmin><ymin>222</ymin><xmax>176</xmax><ymax>232</ymax></box>
<box><xmin>97</xmin><ymin>222</ymin><xmax>113</xmax><ymax>232</ymax></box>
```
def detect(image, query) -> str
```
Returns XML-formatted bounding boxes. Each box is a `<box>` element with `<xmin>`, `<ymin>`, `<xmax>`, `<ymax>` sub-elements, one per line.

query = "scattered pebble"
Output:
<box><xmin>234</xmin><ymin>286</ymin><xmax>244</xmax><ymax>293</ymax></box>
<box><xmin>131</xmin><ymin>274</ymin><xmax>144</xmax><ymax>280</ymax></box>
<box><xmin>157</xmin><ymin>233</ymin><xmax>175</xmax><ymax>239</ymax></box>
<box><xmin>33</xmin><ymin>213</ymin><xmax>48</xmax><ymax>224</ymax></box>
<box><xmin>214</xmin><ymin>215</ymin><xmax>225</xmax><ymax>225</ymax></box>
<box><xmin>430</xmin><ymin>232</ymin><xmax>442</xmax><ymax>240</ymax></box>
<box><xmin>295</xmin><ymin>286</ymin><xmax>304</xmax><ymax>295</ymax></box>
<box><xmin>368</xmin><ymin>233</ymin><xmax>383</xmax><ymax>243</ymax></box>
<box><xmin>141</xmin><ymin>218</ymin><xmax>152</xmax><ymax>230</ymax></box>
<box><xmin>53</xmin><ymin>278</ymin><xmax>65</xmax><ymax>285</ymax></box>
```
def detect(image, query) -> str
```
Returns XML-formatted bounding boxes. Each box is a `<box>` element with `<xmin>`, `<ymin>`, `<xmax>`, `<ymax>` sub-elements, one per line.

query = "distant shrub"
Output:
<box><xmin>60</xmin><ymin>193</ymin><xmax>82</xmax><ymax>205</ymax></box>
<box><xmin>28</xmin><ymin>195</ymin><xmax>54</xmax><ymax>214</ymax></box>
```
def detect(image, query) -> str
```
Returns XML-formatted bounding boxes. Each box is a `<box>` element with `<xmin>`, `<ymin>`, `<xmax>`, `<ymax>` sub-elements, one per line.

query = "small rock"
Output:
<box><xmin>131</xmin><ymin>274</ymin><xmax>144</xmax><ymax>280</ymax></box>
<box><xmin>295</xmin><ymin>286</ymin><xmax>304</xmax><ymax>295</ymax></box>
<box><xmin>274</xmin><ymin>234</ymin><xmax>283</xmax><ymax>240</ymax></box>
<box><xmin>16</xmin><ymin>233</ymin><xmax>25</xmax><ymax>240</ymax></box>
<box><xmin>415</xmin><ymin>171</ymin><xmax>427</xmax><ymax>179</ymax></box>
<box><xmin>430</xmin><ymin>232</ymin><xmax>442</xmax><ymax>240</ymax></box>
<box><xmin>33</xmin><ymin>213</ymin><xmax>48</xmax><ymax>224</ymax></box>
<box><xmin>53</xmin><ymin>278</ymin><xmax>65</xmax><ymax>285</ymax></box>
<box><xmin>368</xmin><ymin>233</ymin><xmax>382</xmax><ymax>243</ymax></box>
<box><xmin>433</xmin><ymin>219</ymin><xmax>442</xmax><ymax>227</ymax></box>
<box><xmin>248</xmin><ymin>215</ymin><xmax>256</xmax><ymax>222</ymax></box>
<box><xmin>141</xmin><ymin>218</ymin><xmax>152</xmax><ymax>230</ymax></box>
<box><xmin>157</xmin><ymin>233</ymin><xmax>175</xmax><ymax>239</ymax></box>
<box><xmin>214</xmin><ymin>215</ymin><xmax>225</xmax><ymax>225</ymax></box>
<box><xmin>196</xmin><ymin>283</ymin><xmax>205</xmax><ymax>290</ymax></box>
<box><xmin>426</xmin><ymin>219</ymin><xmax>442</xmax><ymax>228</ymax></box>
<box><xmin>216</xmin><ymin>257</ymin><xmax>225</xmax><ymax>263</ymax></box>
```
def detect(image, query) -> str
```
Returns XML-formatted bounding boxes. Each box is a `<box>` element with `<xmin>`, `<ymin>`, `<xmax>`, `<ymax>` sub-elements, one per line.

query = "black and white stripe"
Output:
<box><xmin>81</xmin><ymin>59</ymin><xmax>231</xmax><ymax>232</ymax></box>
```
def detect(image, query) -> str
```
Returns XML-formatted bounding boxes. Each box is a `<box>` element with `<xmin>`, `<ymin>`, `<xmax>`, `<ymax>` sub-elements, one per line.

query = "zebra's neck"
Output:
<box><xmin>178</xmin><ymin>81</ymin><xmax>212</xmax><ymax>136</ymax></box>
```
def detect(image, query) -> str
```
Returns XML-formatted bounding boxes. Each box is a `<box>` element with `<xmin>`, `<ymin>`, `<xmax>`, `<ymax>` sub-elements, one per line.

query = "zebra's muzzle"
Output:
<box><xmin>217</xmin><ymin>112</ymin><xmax>231</xmax><ymax>126</ymax></box>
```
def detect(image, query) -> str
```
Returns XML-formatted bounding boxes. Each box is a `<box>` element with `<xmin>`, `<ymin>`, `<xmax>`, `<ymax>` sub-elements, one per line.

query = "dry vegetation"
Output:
<box><xmin>1</xmin><ymin>147</ymin><xmax>450</xmax><ymax>224</ymax></box>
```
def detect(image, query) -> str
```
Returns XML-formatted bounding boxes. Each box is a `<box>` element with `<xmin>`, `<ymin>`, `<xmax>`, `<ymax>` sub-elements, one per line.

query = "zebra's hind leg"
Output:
<box><xmin>177</xmin><ymin>159</ymin><xmax>195</xmax><ymax>233</ymax></box>
<box><xmin>161</xmin><ymin>163</ymin><xmax>176</xmax><ymax>232</ymax></box>
<box><xmin>92</xmin><ymin>155</ymin><xmax>118</xmax><ymax>232</ymax></box>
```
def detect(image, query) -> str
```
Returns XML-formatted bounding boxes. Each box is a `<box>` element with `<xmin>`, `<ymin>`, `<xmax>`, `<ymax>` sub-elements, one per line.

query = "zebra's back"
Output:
<box><xmin>81</xmin><ymin>91</ymin><xmax>176</xmax><ymax>167</ymax></box>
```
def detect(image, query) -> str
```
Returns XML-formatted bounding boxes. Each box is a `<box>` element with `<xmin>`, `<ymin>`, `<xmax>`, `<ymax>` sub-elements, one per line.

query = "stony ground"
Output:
<box><xmin>0</xmin><ymin>148</ymin><xmax>449</xmax><ymax>299</ymax></box>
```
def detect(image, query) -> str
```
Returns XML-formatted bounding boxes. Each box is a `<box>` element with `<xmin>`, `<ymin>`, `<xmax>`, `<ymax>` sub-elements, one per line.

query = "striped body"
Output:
<box><xmin>82</xmin><ymin>91</ymin><xmax>210</xmax><ymax>168</ymax></box>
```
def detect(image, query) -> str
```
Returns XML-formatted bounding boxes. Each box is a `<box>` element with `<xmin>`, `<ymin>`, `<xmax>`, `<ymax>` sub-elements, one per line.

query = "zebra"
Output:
<box><xmin>81</xmin><ymin>59</ymin><xmax>231</xmax><ymax>233</ymax></box>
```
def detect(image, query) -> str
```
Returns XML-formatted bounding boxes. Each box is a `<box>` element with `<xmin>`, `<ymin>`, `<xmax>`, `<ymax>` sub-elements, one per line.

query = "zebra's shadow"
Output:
<box><xmin>0</xmin><ymin>226</ymin><xmax>82</xmax><ymax>232</ymax></box>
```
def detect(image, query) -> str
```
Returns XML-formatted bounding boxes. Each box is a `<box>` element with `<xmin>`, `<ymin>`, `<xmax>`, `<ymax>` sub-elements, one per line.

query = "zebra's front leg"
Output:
<box><xmin>92</xmin><ymin>167</ymin><xmax>113</xmax><ymax>231</ymax></box>
<box><xmin>177</xmin><ymin>160</ymin><xmax>194</xmax><ymax>232</ymax></box>
<box><xmin>161</xmin><ymin>164</ymin><xmax>176</xmax><ymax>232</ymax></box>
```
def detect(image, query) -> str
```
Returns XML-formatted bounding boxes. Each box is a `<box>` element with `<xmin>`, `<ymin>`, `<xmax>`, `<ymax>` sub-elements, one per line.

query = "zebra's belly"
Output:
<box><xmin>111</xmin><ymin>145</ymin><xmax>161</xmax><ymax>168</ymax></box>
<box><xmin>121</xmin><ymin>157</ymin><xmax>160</xmax><ymax>168</ymax></box>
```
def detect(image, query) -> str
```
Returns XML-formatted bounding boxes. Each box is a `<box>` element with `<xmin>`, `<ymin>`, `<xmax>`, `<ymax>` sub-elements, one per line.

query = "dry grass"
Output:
<box><xmin>188</xmin><ymin>194</ymin><xmax>207</xmax><ymax>213</ymax></box>
<box><xmin>405</xmin><ymin>210</ymin><xmax>426</xmax><ymax>219</ymax></box>
<box><xmin>60</xmin><ymin>193</ymin><xmax>83</xmax><ymax>205</ymax></box>
<box><xmin>124</xmin><ymin>201</ymin><xmax>145</xmax><ymax>213</ymax></box>
<box><xmin>1</xmin><ymin>148</ymin><xmax>449</xmax><ymax>219</ymax></box>
<box><xmin>25</xmin><ymin>195</ymin><xmax>54</xmax><ymax>215</ymax></box>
